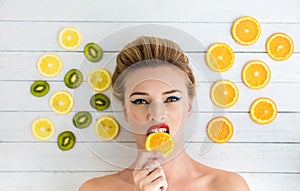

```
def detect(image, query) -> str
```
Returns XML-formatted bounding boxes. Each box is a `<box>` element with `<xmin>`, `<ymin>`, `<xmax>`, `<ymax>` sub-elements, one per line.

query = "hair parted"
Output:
<box><xmin>112</xmin><ymin>36</ymin><xmax>196</xmax><ymax>103</ymax></box>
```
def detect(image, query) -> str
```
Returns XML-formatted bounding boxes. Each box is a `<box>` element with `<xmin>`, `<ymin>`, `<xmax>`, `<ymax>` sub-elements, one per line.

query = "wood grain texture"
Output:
<box><xmin>0</xmin><ymin>0</ymin><xmax>300</xmax><ymax>22</ymax></box>
<box><xmin>1</xmin><ymin>22</ymin><xmax>300</xmax><ymax>52</ymax></box>
<box><xmin>1</xmin><ymin>52</ymin><xmax>300</xmax><ymax>82</ymax></box>
<box><xmin>0</xmin><ymin>0</ymin><xmax>299</xmax><ymax>190</ymax></box>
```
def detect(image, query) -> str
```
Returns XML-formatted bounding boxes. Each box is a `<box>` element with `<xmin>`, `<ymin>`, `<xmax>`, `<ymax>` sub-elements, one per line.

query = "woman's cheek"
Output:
<box><xmin>128</xmin><ymin>105</ymin><xmax>149</xmax><ymax>123</ymax></box>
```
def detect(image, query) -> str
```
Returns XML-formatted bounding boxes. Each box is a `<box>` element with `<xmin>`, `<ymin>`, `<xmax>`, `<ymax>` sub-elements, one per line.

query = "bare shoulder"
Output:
<box><xmin>191</xmin><ymin>161</ymin><xmax>250</xmax><ymax>191</ymax></box>
<box><xmin>78</xmin><ymin>176</ymin><xmax>111</xmax><ymax>191</ymax></box>
<box><xmin>210</xmin><ymin>169</ymin><xmax>250</xmax><ymax>191</ymax></box>
<box><xmin>78</xmin><ymin>172</ymin><xmax>128</xmax><ymax>191</ymax></box>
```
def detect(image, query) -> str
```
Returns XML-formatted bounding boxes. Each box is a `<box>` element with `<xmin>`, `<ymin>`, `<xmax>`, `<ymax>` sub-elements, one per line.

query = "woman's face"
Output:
<box><xmin>122</xmin><ymin>66</ymin><xmax>193</xmax><ymax>150</ymax></box>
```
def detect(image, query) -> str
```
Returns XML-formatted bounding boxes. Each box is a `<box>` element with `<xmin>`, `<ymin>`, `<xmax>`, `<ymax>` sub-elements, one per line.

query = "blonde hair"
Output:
<box><xmin>112</xmin><ymin>36</ymin><xmax>196</xmax><ymax>103</ymax></box>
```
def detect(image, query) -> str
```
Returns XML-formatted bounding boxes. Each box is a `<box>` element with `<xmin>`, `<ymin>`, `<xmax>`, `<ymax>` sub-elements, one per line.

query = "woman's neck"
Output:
<box><xmin>161</xmin><ymin>151</ymin><xmax>194</xmax><ymax>183</ymax></box>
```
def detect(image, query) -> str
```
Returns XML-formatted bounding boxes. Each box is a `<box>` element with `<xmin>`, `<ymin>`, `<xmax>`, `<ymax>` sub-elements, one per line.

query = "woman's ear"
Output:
<box><xmin>122</xmin><ymin>105</ymin><xmax>128</xmax><ymax>122</ymax></box>
<box><xmin>187</xmin><ymin>99</ymin><xmax>193</xmax><ymax>118</ymax></box>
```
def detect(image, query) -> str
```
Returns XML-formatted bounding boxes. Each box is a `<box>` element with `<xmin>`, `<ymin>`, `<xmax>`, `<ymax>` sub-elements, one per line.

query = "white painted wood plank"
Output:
<box><xmin>0</xmin><ymin>143</ymin><xmax>299</xmax><ymax>173</ymax></box>
<box><xmin>1</xmin><ymin>52</ymin><xmax>300</xmax><ymax>82</ymax></box>
<box><xmin>1</xmin><ymin>22</ymin><xmax>300</xmax><ymax>52</ymax></box>
<box><xmin>1</xmin><ymin>1</ymin><xmax>299</xmax><ymax>191</ymax></box>
<box><xmin>0</xmin><ymin>172</ymin><xmax>298</xmax><ymax>191</ymax></box>
<box><xmin>0</xmin><ymin>81</ymin><xmax>298</xmax><ymax>112</ymax></box>
<box><xmin>1</xmin><ymin>112</ymin><xmax>300</xmax><ymax>143</ymax></box>
<box><xmin>1</xmin><ymin>0</ymin><xmax>299</xmax><ymax>22</ymax></box>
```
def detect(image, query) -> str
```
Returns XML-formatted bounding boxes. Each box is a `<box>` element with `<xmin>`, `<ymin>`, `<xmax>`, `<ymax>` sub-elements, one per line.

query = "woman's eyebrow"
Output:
<box><xmin>162</xmin><ymin>89</ymin><xmax>182</xmax><ymax>95</ymax></box>
<box><xmin>129</xmin><ymin>89</ymin><xmax>182</xmax><ymax>98</ymax></box>
<box><xmin>129</xmin><ymin>92</ymin><xmax>149</xmax><ymax>97</ymax></box>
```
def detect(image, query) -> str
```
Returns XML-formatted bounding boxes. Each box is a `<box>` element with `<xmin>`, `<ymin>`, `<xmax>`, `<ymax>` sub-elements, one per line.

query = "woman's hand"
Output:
<box><xmin>133</xmin><ymin>152</ymin><xmax>167</xmax><ymax>191</ymax></box>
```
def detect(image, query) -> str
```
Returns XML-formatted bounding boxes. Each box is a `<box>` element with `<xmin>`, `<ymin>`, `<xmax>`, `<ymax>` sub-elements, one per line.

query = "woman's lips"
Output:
<box><xmin>146</xmin><ymin>124</ymin><xmax>170</xmax><ymax>136</ymax></box>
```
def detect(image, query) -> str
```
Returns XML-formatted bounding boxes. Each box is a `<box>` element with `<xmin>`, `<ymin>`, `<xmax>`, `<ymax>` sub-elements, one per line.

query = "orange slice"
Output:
<box><xmin>94</xmin><ymin>116</ymin><xmax>119</xmax><ymax>141</ymax></box>
<box><xmin>31</xmin><ymin>118</ymin><xmax>56</xmax><ymax>141</ymax></box>
<box><xmin>250</xmin><ymin>97</ymin><xmax>277</xmax><ymax>124</ymax></box>
<box><xmin>242</xmin><ymin>60</ymin><xmax>271</xmax><ymax>89</ymax></box>
<box><xmin>232</xmin><ymin>16</ymin><xmax>261</xmax><ymax>45</ymax></box>
<box><xmin>37</xmin><ymin>54</ymin><xmax>63</xmax><ymax>78</ymax></box>
<box><xmin>206</xmin><ymin>43</ymin><xmax>235</xmax><ymax>72</ymax></box>
<box><xmin>49</xmin><ymin>90</ymin><xmax>74</xmax><ymax>114</ymax></box>
<box><xmin>266</xmin><ymin>33</ymin><xmax>294</xmax><ymax>61</ymax></box>
<box><xmin>210</xmin><ymin>80</ymin><xmax>239</xmax><ymax>108</ymax></box>
<box><xmin>58</xmin><ymin>26</ymin><xmax>82</xmax><ymax>50</ymax></box>
<box><xmin>207</xmin><ymin>117</ymin><xmax>234</xmax><ymax>143</ymax></box>
<box><xmin>145</xmin><ymin>132</ymin><xmax>175</xmax><ymax>156</ymax></box>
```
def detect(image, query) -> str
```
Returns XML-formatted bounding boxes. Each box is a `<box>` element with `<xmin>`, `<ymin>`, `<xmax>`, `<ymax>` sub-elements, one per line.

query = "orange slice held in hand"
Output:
<box><xmin>242</xmin><ymin>60</ymin><xmax>271</xmax><ymax>90</ymax></box>
<box><xmin>207</xmin><ymin>117</ymin><xmax>234</xmax><ymax>144</ymax></box>
<box><xmin>145</xmin><ymin>132</ymin><xmax>175</xmax><ymax>156</ymax></box>
<box><xmin>266</xmin><ymin>33</ymin><xmax>294</xmax><ymax>61</ymax></box>
<box><xmin>250</xmin><ymin>97</ymin><xmax>278</xmax><ymax>124</ymax></box>
<box><xmin>210</xmin><ymin>80</ymin><xmax>239</xmax><ymax>108</ymax></box>
<box><xmin>206</xmin><ymin>43</ymin><xmax>235</xmax><ymax>72</ymax></box>
<box><xmin>232</xmin><ymin>16</ymin><xmax>261</xmax><ymax>45</ymax></box>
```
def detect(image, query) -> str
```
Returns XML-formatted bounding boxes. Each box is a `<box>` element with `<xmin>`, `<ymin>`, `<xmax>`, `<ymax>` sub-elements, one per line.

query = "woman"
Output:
<box><xmin>79</xmin><ymin>36</ymin><xmax>250</xmax><ymax>191</ymax></box>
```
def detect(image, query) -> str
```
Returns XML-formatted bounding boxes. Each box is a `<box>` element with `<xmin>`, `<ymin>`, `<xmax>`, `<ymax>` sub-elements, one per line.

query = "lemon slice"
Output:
<box><xmin>145</xmin><ymin>132</ymin><xmax>175</xmax><ymax>156</ymax></box>
<box><xmin>31</xmin><ymin>118</ymin><xmax>56</xmax><ymax>141</ymax></box>
<box><xmin>87</xmin><ymin>68</ymin><xmax>112</xmax><ymax>92</ymax></box>
<box><xmin>37</xmin><ymin>54</ymin><xmax>63</xmax><ymax>78</ymax></box>
<box><xmin>94</xmin><ymin>116</ymin><xmax>119</xmax><ymax>140</ymax></box>
<box><xmin>207</xmin><ymin>117</ymin><xmax>234</xmax><ymax>144</ymax></box>
<box><xmin>49</xmin><ymin>90</ymin><xmax>74</xmax><ymax>114</ymax></box>
<box><xmin>58</xmin><ymin>26</ymin><xmax>82</xmax><ymax>50</ymax></box>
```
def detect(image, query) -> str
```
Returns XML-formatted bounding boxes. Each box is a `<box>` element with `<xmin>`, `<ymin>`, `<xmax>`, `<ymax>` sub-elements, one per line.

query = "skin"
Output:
<box><xmin>79</xmin><ymin>66</ymin><xmax>250</xmax><ymax>191</ymax></box>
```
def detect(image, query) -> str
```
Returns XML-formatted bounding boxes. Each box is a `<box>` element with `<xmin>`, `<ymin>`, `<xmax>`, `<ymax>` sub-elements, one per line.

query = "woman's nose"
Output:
<box><xmin>148</xmin><ymin>101</ymin><xmax>167</xmax><ymax>123</ymax></box>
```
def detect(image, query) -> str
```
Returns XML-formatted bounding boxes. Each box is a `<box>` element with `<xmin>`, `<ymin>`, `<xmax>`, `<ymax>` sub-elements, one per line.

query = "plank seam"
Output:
<box><xmin>0</xmin><ymin>141</ymin><xmax>299</xmax><ymax>144</ymax></box>
<box><xmin>1</xmin><ymin>20</ymin><xmax>300</xmax><ymax>24</ymax></box>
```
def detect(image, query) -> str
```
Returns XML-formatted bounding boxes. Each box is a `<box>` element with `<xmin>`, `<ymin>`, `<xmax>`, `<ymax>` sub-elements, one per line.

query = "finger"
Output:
<box><xmin>133</xmin><ymin>168</ymin><xmax>149</xmax><ymax>183</ymax></box>
<box><xmin>144</xmin><ymin>160</ymin><xmax>160</xmax><ymax>173</ymax></box>
<box><xmin>135</xmin><ymin>151</ymin><xmax>166</xmax><ymax>170</ymax></box>
<box><xmin>147</xmin><ymin>167</ymin><xmax>164</xmax><ymax>182</ymax></box>
<box><xmin>134</xmin><ymin>165</ymin><xmax>164</xmax><ymax>187</ymax></box>
<box><xmin>144</xmin><ymin>176</ymin><xmax>168</xmax><ymax>191</ymax></box>
<box><xmin>133</xmin><ymin>159</ymin><xmax>160</xmax><ymax>184</ymax></box>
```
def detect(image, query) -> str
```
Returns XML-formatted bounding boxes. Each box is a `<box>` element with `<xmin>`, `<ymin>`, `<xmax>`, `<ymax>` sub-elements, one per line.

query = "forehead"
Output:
<box><xmin>124</xmin><ymin>66</ymin><xmax>187</xmax><ymax>94</ymax></box>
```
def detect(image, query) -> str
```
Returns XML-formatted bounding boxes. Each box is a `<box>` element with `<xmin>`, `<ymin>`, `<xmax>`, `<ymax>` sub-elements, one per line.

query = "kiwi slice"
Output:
<box><xmin>73</xmin><ymin>111</ymin><xmax>92</xmax><ymax>129</ymax></box>
<box><xmin>90</xmin><ymin>93</ymin><xmax>110</xmax><ymax>111</ymax></box>
<box><xmin>64</xmin><ymin>69</ymin><xmax>83</xmax><ymax>89</ymax></box>
<box><xmin>57</xmin><ymin>131</ymin><xmax>76</xmax><ymax>151</ymax></box>
<box><xmin>30</xmin><ymin>80</ymin><xmax>50</xmax><ymax>97</ymax></box>
<box><xmin>84</xmin><ymin>42</ymin><xmax>103</xmax><ymax>62</ymax></box>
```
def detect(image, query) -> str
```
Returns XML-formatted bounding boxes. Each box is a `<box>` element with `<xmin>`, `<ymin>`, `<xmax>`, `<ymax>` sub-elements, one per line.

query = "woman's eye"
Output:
<box><xmin>130</xmin><ymin>99</ymin><xmax>149</xmax><ymax>105</ymax></box>
<box><xmin>164</xmin><ymin>96</ymin><xmax>181</xmax><ymax>103</ymax></box>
